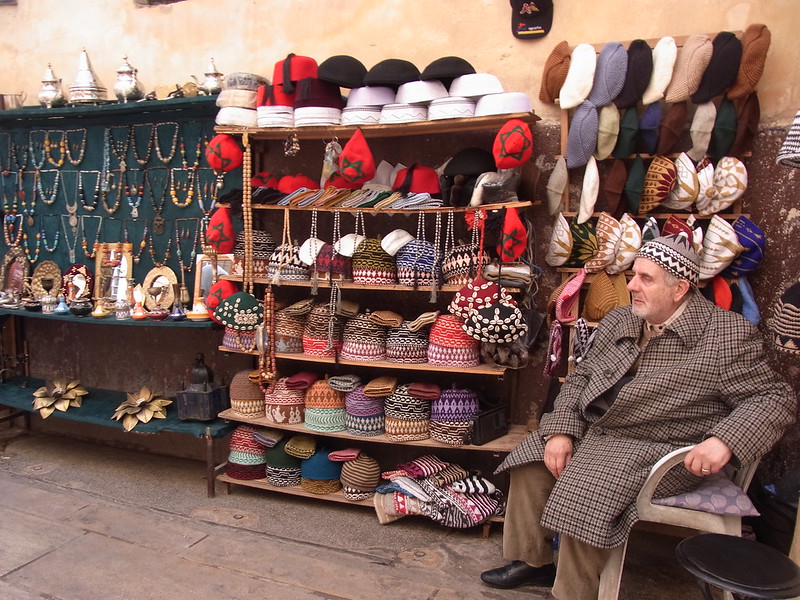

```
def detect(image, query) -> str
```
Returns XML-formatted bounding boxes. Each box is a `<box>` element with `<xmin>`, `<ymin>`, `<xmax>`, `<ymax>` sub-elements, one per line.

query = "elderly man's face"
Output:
<box><xmin>627</xmin><ymin>257</ymin><xmax>690</xmax><ymax>324</ymax></box>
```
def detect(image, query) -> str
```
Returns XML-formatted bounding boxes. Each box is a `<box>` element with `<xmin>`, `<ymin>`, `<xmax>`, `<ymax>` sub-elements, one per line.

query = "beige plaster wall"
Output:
<box><xmin>1</xmin><ymin>0</ymin><xmax>798</xmax><ymax>125</ymax></box>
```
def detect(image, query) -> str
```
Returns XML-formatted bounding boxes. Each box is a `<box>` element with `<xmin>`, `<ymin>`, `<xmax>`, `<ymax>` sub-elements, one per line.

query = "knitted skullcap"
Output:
<box><xmin>340</xmin><ymin>454</ymin><xmax>381</xmax><ymax>500</ymax></box>
<box><xmin>264</xmin><ymin>437</ymin><xmax>302</xmax><ymax>487</ymax></box>
<box><xmin>657</xmin><ymin>100</ymin><xmax>688</xmax><ymax>156</ymax></box>
<box><xmin>385</xmin><ymin>322</ymin><xmax>430</xmax><ymax>364</ymax></box>
<box><xmin>345</xmin><ymin>385</ymin><xmax>385</xmax><ymax>437</ymax></box>
<box><xmin>351</xmin><ymin>238</ymin><xmax>397</xmax><ymax>285</ymax></box>
<box><xmin>301</xmin><ymin>447</ymin><xmax>342</xmax><ymax>479</ymax></box>
<box><xmin>642</xmin><ymin>36</ymin><xmax>678</xmax><ymax>105</ymax></box>
<box><xmin>665</xmin><ymin>33</ymin><xmax>713</xmax><ymax>103</ymax></box>
<box><xmin>587</xmin><ymin>42</ymin><xmax>628</xmax><ymax>107</ymax></box>
<box><xmin>303</xmin><ymin>378</ymin><xmax>347</xmax><ymax>433</ymax></box>
<box><xmin>340</xmin><ymin>313</ymin><xmax>388</xmax><ymax>362</ymax></box>
<box><xmin>565</xmin><ymin>100</ymin><xmax>598</xmax><ymax>169</ymax></box>
<box><xmin>594</xmin><ymin>104</ymin><xmax>620</xmax><ymax>161</ymax></box>
<box><xmin>559</xmin><ymin>43</ymin><xmax>597</xmax><ymax>110</ymax></box>
<box><xmin>635</xmin><ymin>234</ymin><xmax>701</xmax><ymax>286</ymax></box>
<box><xmin>614</xmin><ymin>40</ymin><xmax>653</xmax><ymax>109</ymax></box>
<box><xmin>431</xmin><ymin>387</ymin><xmax>479</xmax><ymax>422</ymax></box>
<box><xmin>691</xmin><ymin>31</ymin><xmax>742</xmax><ymax>104</ymax></box>
<box><xmin>263</xmin><ymin>377</ymin><xmax>306</xmax><ymax>425</ymax></box>
<box><xmin>539</xmin><ymin>41</ymin><xmax>571</xmax><ymax>104</ymax></box>
<box><xmin>728</xmin><ymin>24</ymin><xmax>771</xmax><ymax>99</ymax></box>
<box><xmin>229</xmin><ymin>370</ymin><xmax>266</xmax><ymax>418</ymax></box>
<box><xmin>768</xmin><ymin>281</ymin><xmax>800</xmax><ymax>355</ymax></box>
<box><xmin>639</xmin><ymin>102</ymin><xmax>662</xmax><ymax>156</ymax></box>
<box><xmin>226</xmin><ymin>425</ymin><xmax>267</xmax><ymax>480</ymax></box>
<box><xmin>729</xmin><ymin>91</ymin><xmax>760</xmax><ymax>157</ymax></box>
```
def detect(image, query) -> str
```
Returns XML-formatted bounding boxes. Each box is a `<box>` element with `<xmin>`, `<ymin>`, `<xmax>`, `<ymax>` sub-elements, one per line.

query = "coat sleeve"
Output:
<box><xmin>707</xmin><ymin>314</ymin><xmax>796</xmax><ymax>466</ymax></box>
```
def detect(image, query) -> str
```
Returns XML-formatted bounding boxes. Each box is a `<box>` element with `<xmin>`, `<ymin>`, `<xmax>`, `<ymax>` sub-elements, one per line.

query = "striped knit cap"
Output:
<box><xmin>385</xmin><ymin>322</ymin><xmax>429</xmax><ymax>364</ymax></box>
<box><xmin>345</xmin><ymin>385</ymin><xmax>385</xmax><ymax>436</ymax></box>
<box><xmin>263</xmin><ymin>377</ymin><xmax>306</xmax><ymax>425</ymax></box>
<box><xmin>340</xmin><ymin>313</ymin><xmax>387</xmax><ymax>362</ymax></box>
<box><xmin>314</xmin><ymin>243</ymin><xmax>353</xmax><ymax>279</ymax></box>
<box><xmin>428</xmin><ymin>314</ymin><xmax>480</xmax><ymax>368</ymax></box>
<box><xmin>351</xmin><ymin>238</ymin><xmax>397</xmax><ymax>285</ymax></box>
<box><xmin>304</xmin><ymin>378</ymin><xmax>347</xmax><ymax>432</ymax></box>
<box><xmin>234</xmin><ymin>230</ymin><xmax>275</xmax><ymax>260</ymax></box>
<box><xmin>264</xmin><ymin>437</ymin><xmax>302</xmax><ymax>487</ymax></box>
<box><xmin>635</xmin><ymin>234</ymin><xmax>701</xmax><ymax>286</ymax></box>
<box><xmin>229</xmin><ymin>370</ymin><xmax>266</xmax><ymax>418</ymax></box>
<box><xmin>302</xmin><ymin>303</ymin><xmax>343</xmax><ymax>357</ymax></box>
<box><xmin>226</xmin><ymin>425</ymin><xmax>267</xmax><ymax>480</ymax></box>
<box><xmin>430</xmin><ymin>388</ymin><xmax>479</xmax><ymax>446</ymax></box>
<box><xmin>274</xmin><ymin>308</ymin><xmax>306</xmax><ymax>353</ymax></box>
<box><xmin>395</xmin><ymin>239</ymin><xmax>441</xmax><ymax>286</ymax></box>
<box><xmin>768</xmin><ymin>281</ymin><xmax>800</xmax><ymax>355</ymax></box>
<box><xmin>340</xmin><ymin>454</ymin><xmax>381</xmax><ymax>500</ymax></box>
<box><xmin>384</xmin><ymin>384</ymin><xmax>431</xmax><ymax>442</ymax></box>
<box><xmin>442</xmin><ymin>243</ymin><xmax>489</xmax><ymax>286</ymax></box>
<box><xmin>301</xmin><ymin>448</ymin><xmax>343</xmax><ymax>495</ymax></box>
<box><xmin>267</xmin><ymin>242</ymin><xmax>311</xmax><ymax>282</ymax></box>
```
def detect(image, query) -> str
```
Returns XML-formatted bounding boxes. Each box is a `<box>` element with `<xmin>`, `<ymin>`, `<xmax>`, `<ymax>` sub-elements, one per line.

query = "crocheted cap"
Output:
<box><xmin>301</xmin><ymin>448</ymin><xmax>343</xmax><ymax>480</ymax></box>
<box><xmin>635</xmin><ymin>234</ymin><xmax>701</xmax><ymax>286</ymax></box>
<box><xmin>431</xmin><ymin>388</ymin><xmax>479</xmax><ymax>422</ymax></box>
<box><xmin>340</xmin><ymin>454</ymin><xmax>381</xmax><ymax>491</ymax></box>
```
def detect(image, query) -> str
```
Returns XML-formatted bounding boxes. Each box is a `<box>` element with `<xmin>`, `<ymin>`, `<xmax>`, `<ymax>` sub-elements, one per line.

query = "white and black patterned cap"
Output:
<box><xmin>635</xmin><ymin>234</ymin><xmax>701</xmax><ymax>286</ymax></box>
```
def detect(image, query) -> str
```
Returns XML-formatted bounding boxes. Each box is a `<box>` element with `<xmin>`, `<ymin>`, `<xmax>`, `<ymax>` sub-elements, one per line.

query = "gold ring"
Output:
<box><xmin>701</xmin><ymin>468</ymin><xmax>710</xmax><ymax>473</ymax></box>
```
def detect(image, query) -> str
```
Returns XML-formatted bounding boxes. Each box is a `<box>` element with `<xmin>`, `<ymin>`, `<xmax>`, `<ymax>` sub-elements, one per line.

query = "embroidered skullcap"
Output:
<box><xmin>636</xmin><ymin>234</ymin><xmax>701</xmax><ymax>286</ymax></box>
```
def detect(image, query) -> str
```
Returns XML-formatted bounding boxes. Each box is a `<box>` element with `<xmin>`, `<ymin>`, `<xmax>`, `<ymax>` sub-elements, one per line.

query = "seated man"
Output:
<box><xmin>481</xmin><ymin>234</ymin><xmax>796</xmax><ymax>599</ymax></box>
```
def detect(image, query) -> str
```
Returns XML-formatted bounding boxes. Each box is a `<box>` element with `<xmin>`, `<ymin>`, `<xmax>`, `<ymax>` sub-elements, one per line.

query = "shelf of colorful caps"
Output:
<box><xmin>216</xmin><ymin>347</ymin><xmax>509</xmax><ymax>377</ymax></box>
<box><xmin>0</xmin><ymin>308</ymin><xmax>218</xmax><ymax>328</ymax></box>
<box><xmin>218</xmin><ymin>408</ymin><xmax>527</xmax><ymax>454</ymax></box>
<box><xmin>215</xmin><ymin>111</ymin><xmax>540</xmax><ymax>141</ymax></box>
<box><xmin>559</xmin><ymin>211</ymin><xmax>749</xmax><ymax>221</ymax></box>
<box><xmin>218</xmin><ymin>276</ymin><xmax>464</xmax><ymax>293</ymax></box>
<box><xmin>240</xmin><ymin>200</ymin><xmax>535</xmax><ymax>214</ymax></box>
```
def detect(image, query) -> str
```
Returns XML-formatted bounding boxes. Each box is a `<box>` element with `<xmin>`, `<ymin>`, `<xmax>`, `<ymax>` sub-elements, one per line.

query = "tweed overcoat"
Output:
<box><xmin>497</xmin><ymin>292</ymin><xmax>795</xmax><ymax>549</ymax></box>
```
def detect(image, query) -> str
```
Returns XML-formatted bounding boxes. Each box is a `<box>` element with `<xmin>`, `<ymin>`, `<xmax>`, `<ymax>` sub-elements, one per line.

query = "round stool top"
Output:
<box><xmin>675</xmin><ymin>534</ymin><xmax>800</xmax><ymax>599</ymax></box>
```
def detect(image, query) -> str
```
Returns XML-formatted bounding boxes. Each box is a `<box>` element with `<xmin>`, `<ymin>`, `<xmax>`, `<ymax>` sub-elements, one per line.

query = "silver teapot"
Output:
<box><xmin>194</xmin><ymin>58</ymin><xmax>223</xmax><ymax>95</ymax></box>
<box><xmin>38</xmin><ymin>63</ymin><xmax>66</xmax><ymax>108</ymax></box>
<box><xmin>113</xmin><ymin>55</ymin><xmax>144</xmax><ymax>103</ymax></box>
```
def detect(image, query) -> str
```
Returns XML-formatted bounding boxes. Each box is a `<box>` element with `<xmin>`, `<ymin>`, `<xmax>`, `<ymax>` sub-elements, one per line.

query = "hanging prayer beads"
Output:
<box><xmin>44</xmin><ymin>130</ymin><xmax>66</xmax><ymax>167</ymax></box>
<box><xmin>131</xmin><ymin>124</ymin><xmax>153</xmax><ymax>166</ymax></box>
<box><xmin>153</xmin><ymin>121</ymin><xmax>180</xmax><ymax>164</ymax></box>
<box><xmin>64</xmin><ymin>128</ymin><xmax>88</xmax><ymax>166</ymax></box>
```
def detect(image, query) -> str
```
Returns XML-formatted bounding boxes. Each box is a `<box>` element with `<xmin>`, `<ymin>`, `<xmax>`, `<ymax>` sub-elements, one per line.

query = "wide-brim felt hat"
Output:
<box><xmin>587</xmin><ymin>41</ymin><xmax>628</xmax><ymax>107</ymax></box>
<box><xmin>539</xmin><ymin>40</ymin><xmax>571</xmax><ymax>104</ymax></box>
<box><xmin>420</xmin><ymin>56</ymin><xmax>476</xmax><ymax>88</ymax></box>
<box><xmin>318</xmin><ymin>55</ymin><xmax>367</xmax><ymax>89</ymax></box>
<box><xmin>691</xmin><ymin>31</ymin><xmax>742</xmax><ymax>104</ymax></box>
<box><xmin>728</xmin><ymin>24</ymin><xmax>771</xmax><ymax>99</ymax></box>
<box><xmin>614</xmin><ymin>39</ymin><xmax>652</xmax><ymax>109</ymax></box>
<box><xmin>363</xmin><ymin>59</ymin><xmax>420</xmax><ymax>88</ymax></box>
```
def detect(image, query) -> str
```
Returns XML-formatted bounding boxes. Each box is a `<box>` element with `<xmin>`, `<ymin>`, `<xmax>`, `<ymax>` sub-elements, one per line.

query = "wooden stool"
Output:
<box><xmin>675</xmin><ymin>533</ymin><xmax>800</xmax><ymax>600</ymax></box>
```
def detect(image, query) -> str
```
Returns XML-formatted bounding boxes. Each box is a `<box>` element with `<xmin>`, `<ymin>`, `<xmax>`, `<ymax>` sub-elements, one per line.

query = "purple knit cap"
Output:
<box><xmin>431</xmin><ymin>388</ymin><xmax>480</xmax><ymax>422</ymax></box>
<box><xmin>345</xmin><ymin>386</ymin><xmax>384</xmax><ymax>416</ymax></box>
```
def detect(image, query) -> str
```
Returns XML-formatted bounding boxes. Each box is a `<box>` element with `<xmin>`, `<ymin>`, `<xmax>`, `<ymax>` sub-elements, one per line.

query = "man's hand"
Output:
<box><xmin>684</xmin><ymin>436</ymin><xmax>733</xmax><ymax>477</ymax></box>
<box><xmin>544</xmin><ymin>434</ymin><xmax>573</xmax><ymax>478</ymax></box>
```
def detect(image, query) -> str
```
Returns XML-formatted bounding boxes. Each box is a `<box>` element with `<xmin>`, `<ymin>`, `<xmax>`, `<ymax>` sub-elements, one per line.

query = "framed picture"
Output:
<box><xmin>193</xmin><ymin>253</ymin><xmax>234</xmax><ymax>306</ymax></box>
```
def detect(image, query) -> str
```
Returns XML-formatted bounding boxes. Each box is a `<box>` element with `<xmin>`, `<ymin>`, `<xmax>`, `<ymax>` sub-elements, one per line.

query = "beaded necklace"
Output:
<box><xmin>35</xmin><ymin>169</ymin><xmax>60</xmax><ymax>206</ymax></box>
<box><xmin>107</xmin><ymin>126</ymin><xmax>131</xmax><ymax>172</ymax></box>
<box><xmin>257</xmin><ymin>288</ymin><xmax>278</xmax><ymax>392</ymax></box>
<box><xmin>21</xmin><ymin>221</ymin><xmax>41</xmax><ymax>263</ymax></box>
<box><xmin>79</xmin><ymin>170</ymin><xmax>102</xmax><ymax>212</ymax></box>
<box><xmin>2</xmin><ymin>172</ymin><xmax>18</xmax><ymax>214</ymax></box>
<box><xmin>12</xmin><ymin>139</ymin><xmax>29</xmax><ymax>173</ymax></box>
<box><xmin>0</xmin><ymin>132</ymin><xmax>10</xmax><ymax>175</ymax></box>
<box><xmin>101</xmin><ymin>170</ymin><xmax>123</xmax><ymax>215</ymax></box>
<box><xmin>28</xmin><ymin>130</ymin><xmax>48</xmax><ymax>170</ymax></box>
<box><xmin>18</xmin><ymin>171</ymin><xmax>35</xmax><ymax>227</ymax></box>
<box><xmin>196</xmin><ymin>172</ymin><xmax>217</xmax><ymax>230</ymax></box>
<box><xmin>40</xmin><ymin>214</ymin><xmax>60</xmax><ymax>253</ymax></box>
<box><xmin>80</xmin><ymin>214</ymin><xmax>103</xmax><ymax>259</ymax></box>
<box><xmin>153</xmin><ymin>121</ymin><xmax>180</xmax><ymax>164</ymax></box>
<box><xmin>168</xmin><ymin>167</ymin><xmax>196</xmax><ymax>208</ymax></box>
<box><xmin>180</xmin><ymin>131</ymin><xmax>205</xmax><ymax>170</ymax></box>
<box><xmin>3</xmin><ymin>213</ymin><xmax>23</xmax><ymax>248</ymax></box>
<box><xmin>124</xmin><ymin>169</ymin><xmax>145</xmax><ymax>218</ymax></box>
<box><xmin>64</xmin><ymin>128</ymin><xmax>88</xmax><ymax>167</ymax></box>
<box><xmin>174</xmin><ymin>217</ymin><xmax>200</xmax><ymax>274</ymax></box>
<box><xmin>145</xmin><ymin>167</ymin><xmax>169</xmax><ymax>233</ymax></box>
<box><xmin>123</xmin><ymin>218</ymin><xmax>149</xmax><ymax>264</ymax></box>
<box><xmin>131</xmin><ymin>124</ymin><xmax>153</xmax><ymax>166</ymax></box>
<box><xmin>44</xmin><ymin>130</ymin><xmax>66</xmax><ymax>167</ymax></box>
<box><xmin>60</xmin><ymin>213</ymin><xmax>79</xmax><ymax>263</ymax></box>
<box><xmin>60</xmin><ymin>171</ymin><xmax>79</xmax><ymax>234</ymax></box>
<box><xmin>148</xmin><ymin>224</ymin><xmax>173</xmax><ymax>267</ymax></box>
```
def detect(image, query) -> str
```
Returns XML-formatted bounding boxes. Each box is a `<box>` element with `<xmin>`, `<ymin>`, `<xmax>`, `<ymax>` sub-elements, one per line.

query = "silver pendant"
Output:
<box><xmin>131</xmin><ymin>206</ymin><xmax>138</xmax><ymax>218</ymax></box>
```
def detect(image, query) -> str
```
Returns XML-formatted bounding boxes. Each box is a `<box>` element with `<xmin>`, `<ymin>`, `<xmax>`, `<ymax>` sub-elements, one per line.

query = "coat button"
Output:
<box><xmin>595</xmin><ymin>427</ymin><xmax>605</xmax><ymax>435</ymax></box>
<box><xmin>604</xmin><ymin>369</ymin><xmax>613</xmax><ymax>377</ymax></box>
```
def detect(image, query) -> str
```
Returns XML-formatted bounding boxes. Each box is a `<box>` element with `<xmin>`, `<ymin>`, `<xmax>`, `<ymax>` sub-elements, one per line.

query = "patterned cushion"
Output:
<box><xmin>653</xmin><ymin>474</ymin><xmax>760</xmax><ymax>516</ymax></box>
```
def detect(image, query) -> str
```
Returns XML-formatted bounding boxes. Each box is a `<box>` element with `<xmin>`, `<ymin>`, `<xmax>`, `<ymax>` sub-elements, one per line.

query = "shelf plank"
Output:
<box><xmin>218</xmin><ymin>276</ymin><xmax>463</xmax><ymax>293</ymax></box>
<box><xmin>216</xmin><ymin>347</ymin><xmax>508</xmax><ymax>376</ymax></box>
<box><xmin>243</xmin><ymin>200</ymin><xmax>534</xmax><ymax>214</ymax></box>
<box><xmin>218</xmin><ymin>408</ymin><xmax>527</xmax><ymax>453</ymax></box>
<box><xmin>558</xmin><ymin>211</ymin><xmax>749</xmax><ymax>221</ymax></box>
<box><xmin>215</xmin><ymin>111</ymin><xmax>539</xmax><ymax>140</ymax></box>
<box><xmin>0</xmin><ymin>308</ymin><xmax>217</xmax><ymax>328</ymax></box>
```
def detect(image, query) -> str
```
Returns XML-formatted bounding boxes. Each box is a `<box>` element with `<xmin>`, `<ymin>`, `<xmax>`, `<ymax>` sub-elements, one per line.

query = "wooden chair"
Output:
<box><xmin>597</xmin><ymin>445</ymin><xmax>760</xmax><ymax>600</ymax></box>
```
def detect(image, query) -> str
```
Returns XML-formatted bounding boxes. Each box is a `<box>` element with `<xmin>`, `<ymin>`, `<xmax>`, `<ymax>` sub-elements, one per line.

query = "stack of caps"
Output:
<box><xmin>430</xmin><ymin>387</ymin><xmax>480</xmax><ymax>446</ymax></box>
<box><xmin>234</xmin><ymin>230</ymin><xmax>275</xmax><ymax>279</ymax></box>
<box><xmin>351</xmin><ymin>238</ymin><xmax>397</xmax><ymax>285</ymax></box>
<box><xmin>360</xmin><ymin>58</ymin><xmax>427</xmax><ymax>125</ymax></box>
<box><xmin>384</xmin><ymin>384</ymin><xmax>431</xmax><ymax>442</ymax></box>
<box><xmin>303</xmin><ymin>378</ymin><xmax>347</xmax><ymax>432</ymax></box>
<box><xmin>293</xmin><ymin>77</ymin><xmax>345</xmax><ymax>126</ymax></box>
<box><xmin>225</xmin><ymin>425</ymin><xmax>267</xmax><ymax>480</ymax></box>
<box><xmin>442</xmin><ymin>242</ymin><xmax>490</xmax><ymax>285</ymax></box>
<box><xmin>421</xmin><ymin>56</ymin><xmax>478</xmax><ymax>120</ymax></box>
<box><xmin>428</xmin><ymin>314</ymin><xmax>481</xmax><ymax>368</ymax></box>
<box><xmin>263</xmin><ymin>377</ymin><xmax>305</xmax><ymax>425</ymax></box>
<box><xmin>229</xmin><ymin>370</ymin><xmax>266</xmax><ymax>418</ymax></box>
<box><xmin>257</xmin><ymin>53</ymin><xmax>318</xmax><ymax>127</ymax></box>
<box><xmin>340</xmin><ymin>312</ymin><xmax>387</xmax><ymax>361</ymax></box>
<box><xmin>315</xmin><ymin>243</ymin><xmax>353</xmax><ymax>281</ymax></box>
<box><xmin>264</xmin><ymin>437</ymin><xmax>302</xmax><ymax>487</ymax></box>
<box><xmin>395</xmin><ymin>239</ymin><xmax>441</xmax><ymax>286</ymax></box>
<box><xmin>284</xmin><ymin>434</ymin><xmax>316</xmax><ymax>459</ymax></box>
<box><xmin>216</xmin><ymin>71</ymin><xmax>268</xmax><ymax>128</ymax></box>
<box><xmin>302</xmin><ymin>303</ymin><xmax>342</xmax><ymax>357</ymax></box>
<box><xmin>266</xmin><ymin>242</ymin><xmax>310</xmax><ymax>282</ymax></box>
<box><xmin>340</xmin><ymin>454</ymin><xmax>381</xmax><ymax>501</ymax></box>
<box><xmin>300</xmin><ymin>448</ymin><xmax>343</xmax><ymax>495</ymax></box>
<box><xmin>274</xmin><ymin>307</ymin><xmax>306</xmax><ymax>353</ymax></box>
<box><xmin>345</xmin><ymin>385</ymin><xmax>385</xmax><ymax>436</ymax></box>
<box><xmin>447</xmin><ymin>73</ymin><xmax>515</xmax><ymax>118</ymax></box>
<box><xmin>342</xmin><ymin>86</ymin><xmax>396</xmax><ymax>125</ymax></box>
<box><xmin>385</xmin><ymin>321</ymin><xmax>429</xmax><ymax>364</ymax></box>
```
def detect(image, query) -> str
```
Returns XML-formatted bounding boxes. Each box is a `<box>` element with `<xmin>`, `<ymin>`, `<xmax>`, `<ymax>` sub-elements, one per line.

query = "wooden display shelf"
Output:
<box><xmin>215</xmin><ymin>111</ymin><xmax>539</xmax><ymax>140</ymax></box>
<box><xmin>219</xmin><ymin>276</ymin><xmax>462</xmax><ymax>293</ymax></box>
<box><xmin>216</xmin><ymin>347</ymin><xmax>508</xmax><ymax>376</ymax></box>
<box><xmin>558</xmin><ymin>211</ymin><xmax>749</xmax><ymax>221</ymax></box>
<box><xmin>245</xmin><ymin>200</ymin><xmax>534</xmax><ymax>214</ymax></box>
<box><xmin>219</xmin><ymin>408</ymin><xmax>527</xmax><ymax>454</ymax></box>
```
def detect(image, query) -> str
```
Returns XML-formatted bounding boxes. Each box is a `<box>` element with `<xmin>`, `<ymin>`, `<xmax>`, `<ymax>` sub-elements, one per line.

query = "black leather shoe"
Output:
<box><xmin>480</xmin><ymin>560</ymin><xmax>556</xmax><ymax>589</ymax></box>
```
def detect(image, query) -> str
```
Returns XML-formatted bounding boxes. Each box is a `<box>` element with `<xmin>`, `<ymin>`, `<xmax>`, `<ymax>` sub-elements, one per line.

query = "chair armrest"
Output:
<box><xmin>637</xmin><ymin>445</ymin><xmax>695</xmax><ymax>507</ymax></box>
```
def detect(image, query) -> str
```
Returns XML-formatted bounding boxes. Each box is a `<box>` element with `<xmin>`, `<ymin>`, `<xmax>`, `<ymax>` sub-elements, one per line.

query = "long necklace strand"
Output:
<box><xmin>21</xmin><ymin>219</ymin><xmax>41</xmax><ymax>263</ymax></box>
<box><xmin>148</xmin><ymin>224</ymin><xmax>173</xmax><ymax>267</ymax></box>
<box><xmin>107</xmin><ymin>126</ymin><xmax>131</xmax><ymax>172</ymax></box>
<box><xmin>60</xmin><ymin>213</ymin><xmax>79</xmax><ymax>263</ymax></box>
<box><xmin>174</xmin><ymin>218</ymin><xmax>200</xmax><ymax>273</ymax></box>
<box><xmin>145</xmin><ymin>167</ymin><xmax>169</xmax><ymax>233</ymax></box>
<box><xmin>29</xmin><ymin>129</ymin><xmax>47</xmax><ymax>170</ymax></box>
<box><xmin>80</xmin><ymin>214</ymin><xmax>103</xmax><ymax>259</ymax></box>
<box><xmin>154</xmin><ymin>121</ymin><xmax>180</xmax><ymax>164</ymax></box>
<box><xmin>169</xmin><ymin>166</ymin><xmax>196</xmax><ymax>208</ymax></box>
<box><xmin>131</xmin><ymin>124</ymin><xmax>153</xmax><ymax>166</ymax></box>
<box><xmin>40</xmin><ymin>214</ymin><xmax>60</xmax><ymax>253</ymax></box>
<box><xmin>124</xmin><ymin>169</ymin><xmax>145</xmax><ymax>218</ymax></box>
<box><xmin>79</xmin><ymin>170</ymin><xmax>102</xmax><ymax>212</ymax></box>
<box><xmin>35</xmin><ymin>169</ymin><xmax>60</xmax><ymax>205</ymax></box>
<box><xmin>64</xmin><ymin>128</ymin><xmax>88</xmax><ymax>167</ymax></box>
<box><xmin>124</xmin><ymin>218</ymin><xmax>149</xmax><ymax>264</ymax></box>
<box><xmin>44</xmin><ymin>130</ymin><xmax>66</xmax><ymax>167</ymax></box>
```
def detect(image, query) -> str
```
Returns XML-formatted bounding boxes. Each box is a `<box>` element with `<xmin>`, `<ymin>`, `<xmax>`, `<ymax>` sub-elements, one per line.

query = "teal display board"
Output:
<box><xmin>0</xmin><ymin>97</ymin><xmax>242</xmax><ymax>296</ymax></box>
